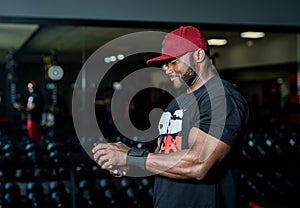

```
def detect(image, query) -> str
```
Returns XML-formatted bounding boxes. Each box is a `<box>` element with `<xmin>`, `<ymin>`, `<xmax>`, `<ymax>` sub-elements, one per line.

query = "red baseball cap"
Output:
<box><xmin>26</xmin><ymin>80</ymin><xmax>39</xmax><ymax>90</ymax></box>
<box><xmin>146</xmin><ymin>26</ymin><xmax>209</xmax><ymax>66</ymax></box>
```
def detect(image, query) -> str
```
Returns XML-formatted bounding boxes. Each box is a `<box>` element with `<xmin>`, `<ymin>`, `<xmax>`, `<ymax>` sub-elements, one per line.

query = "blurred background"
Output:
<box><xmin>0</xmin><ymin>1</ymin><xmax>299</xmax><ymax>207</ymax></box>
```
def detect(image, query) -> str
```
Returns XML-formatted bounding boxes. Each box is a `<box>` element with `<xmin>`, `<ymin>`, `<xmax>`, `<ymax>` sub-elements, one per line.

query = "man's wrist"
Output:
<box><xmin>126</xmin><ymin>147</ymin><xmax>149</xmax><ymax>170</ymax></box>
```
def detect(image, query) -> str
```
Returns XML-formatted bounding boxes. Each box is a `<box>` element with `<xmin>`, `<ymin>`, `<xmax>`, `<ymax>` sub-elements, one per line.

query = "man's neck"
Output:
<box><xmin>187</xmin><ymin>64</ymin><xmax>217</xmax><ymax>93</ymax></box>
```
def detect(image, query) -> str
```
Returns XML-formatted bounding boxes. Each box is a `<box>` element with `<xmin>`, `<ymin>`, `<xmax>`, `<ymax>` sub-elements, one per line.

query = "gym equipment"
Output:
<box><xmin>77</xmin><ymin>179</ymin><xmax>102</xmax><ymax>207</ymax></box>
<box><xmin>26</xmin><ymin>182</ymin><xmax>46</xmax><ymax>208</ymax></box>
<box><xmin>25</xmin><ymin>143</ymin><xmax>43</xmax><ymax>165</ymax></box>
<box><xmin>1</xmin><ymin>143</ymin><xmax>20</xmax><ymax>180</ymax></box>
<box><xmin>47</xmin><ymin>142</ymin><xmax>69</xmax><ymax>178</ymax></box>
<box><xmin>3</xmin><ymin>182</ymin><xmax>23</xmax><ymax>208</ymax></box>
<box><xmin>48</xmin><ymin>181</ymin><xmax>70</xmax><ymax>208</ymax></box>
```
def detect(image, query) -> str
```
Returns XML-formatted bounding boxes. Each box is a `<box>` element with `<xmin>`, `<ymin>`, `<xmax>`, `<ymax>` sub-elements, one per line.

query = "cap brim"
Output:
<box><xmin>146</xmin><ymin>54</ymin><xmax>174</xmax><ymax>66</ymax></box>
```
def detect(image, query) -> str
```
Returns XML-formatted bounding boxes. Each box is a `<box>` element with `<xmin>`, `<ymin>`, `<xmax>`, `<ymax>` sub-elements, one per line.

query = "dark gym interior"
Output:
<box><xmin>0</xmin><ymin>1</ymin><xmax>299</xmax><ymax>208</ymax></box>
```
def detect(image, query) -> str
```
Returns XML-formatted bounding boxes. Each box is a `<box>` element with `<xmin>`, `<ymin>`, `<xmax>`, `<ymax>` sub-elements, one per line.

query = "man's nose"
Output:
<box><xmin>165</xmin><ymin>65</ymin><xmax>173</xmax><ymax>75</ymax></box>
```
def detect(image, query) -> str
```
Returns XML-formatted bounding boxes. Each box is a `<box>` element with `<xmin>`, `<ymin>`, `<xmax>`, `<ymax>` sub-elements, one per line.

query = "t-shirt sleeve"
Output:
<box><xmin>194</xmin><ymin>94</ymin><xmax>247</xmax><ymax>147</ymax></box>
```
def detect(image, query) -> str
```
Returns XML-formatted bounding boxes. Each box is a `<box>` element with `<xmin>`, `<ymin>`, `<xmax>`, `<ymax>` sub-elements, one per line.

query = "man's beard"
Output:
<box><xmin>182</xmin><ymin>55</ymin><xmax>198</xmax><ymax>87</ymax></box>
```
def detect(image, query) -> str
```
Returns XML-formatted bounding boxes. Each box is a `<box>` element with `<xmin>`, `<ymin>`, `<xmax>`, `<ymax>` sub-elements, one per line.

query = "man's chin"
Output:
<box><xmin>172</xmin><ymin>81</ymin><xmax>188</xmax><ymax>91</ymax></box>
<box><xmin>172</xmin><ymin>80</ymin><xmax>181</xmax><ymax>89</ymax></box>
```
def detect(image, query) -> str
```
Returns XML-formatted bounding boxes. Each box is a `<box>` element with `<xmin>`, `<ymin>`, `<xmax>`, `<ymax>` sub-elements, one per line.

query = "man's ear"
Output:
<box><xmin>195</xmin><ymin>49</ymin><xmax>205</xmax><ymax>63</ymax></box>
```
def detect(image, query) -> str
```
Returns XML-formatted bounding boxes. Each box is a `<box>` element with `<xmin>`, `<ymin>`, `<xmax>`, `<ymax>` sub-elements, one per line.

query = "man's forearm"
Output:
<box><xmin>146</xmin><ymin>150</ymin><xmax>206</xmax><ymax>180</ymax></box>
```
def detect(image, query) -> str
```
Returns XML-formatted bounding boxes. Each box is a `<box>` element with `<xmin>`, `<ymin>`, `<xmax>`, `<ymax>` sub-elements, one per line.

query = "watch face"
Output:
<box><xmin>48</xmin><ymin>65</ymin><xmax>64</xmax><ymax>81</ymax></box>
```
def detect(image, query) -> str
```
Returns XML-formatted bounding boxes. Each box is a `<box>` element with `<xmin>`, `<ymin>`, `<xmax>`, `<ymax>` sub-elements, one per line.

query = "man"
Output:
<box><xmin>21</xmin><ymin>80</ymin><xmax>43</xmax><ymax>144</ymax></box>
<box><xmin>27</xmin><ymin>81</ymin><xmax>44</xmax><ymax>144</ymax></box>
<box><xmin>93</xmin><ymin>26</ymin><xmax>249</xmax><ymax>207</ymax></box>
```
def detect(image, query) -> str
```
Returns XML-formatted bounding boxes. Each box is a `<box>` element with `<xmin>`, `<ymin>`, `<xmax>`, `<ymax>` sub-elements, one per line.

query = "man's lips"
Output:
<box><xmin>169</xmin><ymin>75</ymin><xmax>178</xmax><ymax>81</ymax></box>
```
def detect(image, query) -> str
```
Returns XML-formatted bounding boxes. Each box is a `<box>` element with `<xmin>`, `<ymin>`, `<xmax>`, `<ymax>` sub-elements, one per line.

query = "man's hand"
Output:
<box><xmin>13</xmin><ymin>102</ymin><xmax>23</xmax><ymax>110</ymax></box>
<box><xmin>26</xmin><ymin>102</ymin><xmax>35</xmax><ymax>111</ymax></box>
<box><xmin>92</xmin><ymin>142</ymin><xmax>130</xmax><ymax>171</ymax></box>
<box><xmin>108</xmin><ymin>165</ymin><xmax>130</xmax><ymax>178</ymax></box>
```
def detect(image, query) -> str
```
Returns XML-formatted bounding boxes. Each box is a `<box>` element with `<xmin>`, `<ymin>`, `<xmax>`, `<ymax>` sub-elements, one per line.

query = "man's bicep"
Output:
<box><xmin>188</xmin><ymin>127</ymin><xmax>231</xmax><ymax>164</ymax></box>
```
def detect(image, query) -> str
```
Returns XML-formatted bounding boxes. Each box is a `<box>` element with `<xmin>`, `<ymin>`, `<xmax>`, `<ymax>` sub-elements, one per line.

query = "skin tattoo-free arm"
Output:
<box><xmin>92</xmin><ymin>127</ymin><xmax>231</xmax><ymax>180</ymax></box>
<box><xmin>146</xmin><ymin>127</ymin><xmax>231</xmax><ymax>180</ymax></box>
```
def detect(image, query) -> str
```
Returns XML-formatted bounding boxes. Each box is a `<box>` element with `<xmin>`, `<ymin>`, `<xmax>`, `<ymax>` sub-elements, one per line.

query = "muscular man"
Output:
<box><xmin>93</xmin><ymin>26</ymin><xmax>249</xmax><ymax>208</ymax></box>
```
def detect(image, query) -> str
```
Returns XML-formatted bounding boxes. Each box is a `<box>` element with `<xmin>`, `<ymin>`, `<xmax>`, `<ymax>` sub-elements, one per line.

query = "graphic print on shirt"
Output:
<box><xmin>158</xmin><ymin>109</ymin><xmax>183</xmax><ymax>153</ymax></box>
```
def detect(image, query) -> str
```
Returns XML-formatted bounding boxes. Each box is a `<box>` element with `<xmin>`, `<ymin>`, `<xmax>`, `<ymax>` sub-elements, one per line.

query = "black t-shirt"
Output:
<box><xmin>27</xmin><ymin>92</ymin><xmax>43</xmax><ymax>122</ymax></box>
<box><xmin>154</xmin><ymin>77</ymin><xmax>249</xmax><ymax>208</ymax></box>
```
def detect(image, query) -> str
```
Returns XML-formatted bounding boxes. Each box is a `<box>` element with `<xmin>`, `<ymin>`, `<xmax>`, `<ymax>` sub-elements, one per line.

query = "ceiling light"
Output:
<box><xmin>207</xmin><ymin>39</ymin><xmax>228</xmax><ymax>46</ymax></box>
<box><xmin>117</xmin><ymin>54</ymin><xmax>125</xmax><ymax>60</ymax></box>
<box><xmin>240</xmin><ymin>31</ymin><xmax>265</xmax><ymax>39</ymax></box>
<box><xmin>104</xmin><ymin>53</ymin><xmax>125</xmax><ymax>63</ymax></box>
<box><xmin>110</xmin><ymin>55</ymin><xmax>116</xmax><ymax>62</ymax></box>
<box><xmin>104</xmin><ymin>57</ymin><xmax>111</xmax><ymax>63</ymax></box>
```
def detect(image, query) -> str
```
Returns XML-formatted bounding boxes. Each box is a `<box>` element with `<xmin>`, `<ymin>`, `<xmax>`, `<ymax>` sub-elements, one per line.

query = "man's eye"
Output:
<box><xmin>170</xmin><ymin>60</ymin><xmax>177</xmax><ymax>65</ymax></box>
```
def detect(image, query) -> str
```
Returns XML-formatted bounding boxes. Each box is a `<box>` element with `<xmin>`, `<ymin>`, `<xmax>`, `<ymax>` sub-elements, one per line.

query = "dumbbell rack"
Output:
<box><xmin>1</xmin><ymin>124</ymin><xmax>298</xmax><ymax>207</ymax></box>
<box><xmin>0</xmin><ymin>135</ymin><xmax>156</xmax><ymax>208</ymax></box>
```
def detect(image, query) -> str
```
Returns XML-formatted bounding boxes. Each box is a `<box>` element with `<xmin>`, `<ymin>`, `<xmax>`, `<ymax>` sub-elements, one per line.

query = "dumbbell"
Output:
<box><xmin>77</xmin><ymin>179</ymin><xmax>100</xmax><ymax>207</ymax></box>
<box><xmin>97</xmin><ymin>178</ymin><xmax>118</xmax><ymax>207</ymax></box>
<box><xmin>139</xmin><ymin>178</ymin><xmax>154</xmax><ymax>202</ymax></box>
<box><xmin>103</xmin><ymin>188</ymin><xmax>119</xmax><ymax>208</ymax></box>
<box><xmin>47</xmin><ymin>142</ymin><xmax>69</xmax><ymax>178</ymax></box>
<box><xmin>125</xmin><ymin>186</ymin><xmax>141</xmax><ymax>207</ymax></box>
<box><xmin>25</xmin><ymin>143</ymin><xmax>43</xmax><ymax>165</ymax></box>
<box><xmin>3</xmin><ymin>182</ymin><xmax>22</xmax><ymax>208</ymax></box>
<box><xmin>122</xmin><ymin>178</ymin><xmax>153</xmax><ymax>208</ymax></box>
<box><xmin>48</xmin><ymin>181</ymin><xmax>70</xmax><ymax>208</ymax></box>
<box><xmin>2</xmin><ymin>143</ymin><xmax>20</xmax><ymax>180</ymax></box>
<box><xmin>26</xmin><ymin>182</ymin><xmax>45</xmax><ymax>207</ymax></box>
